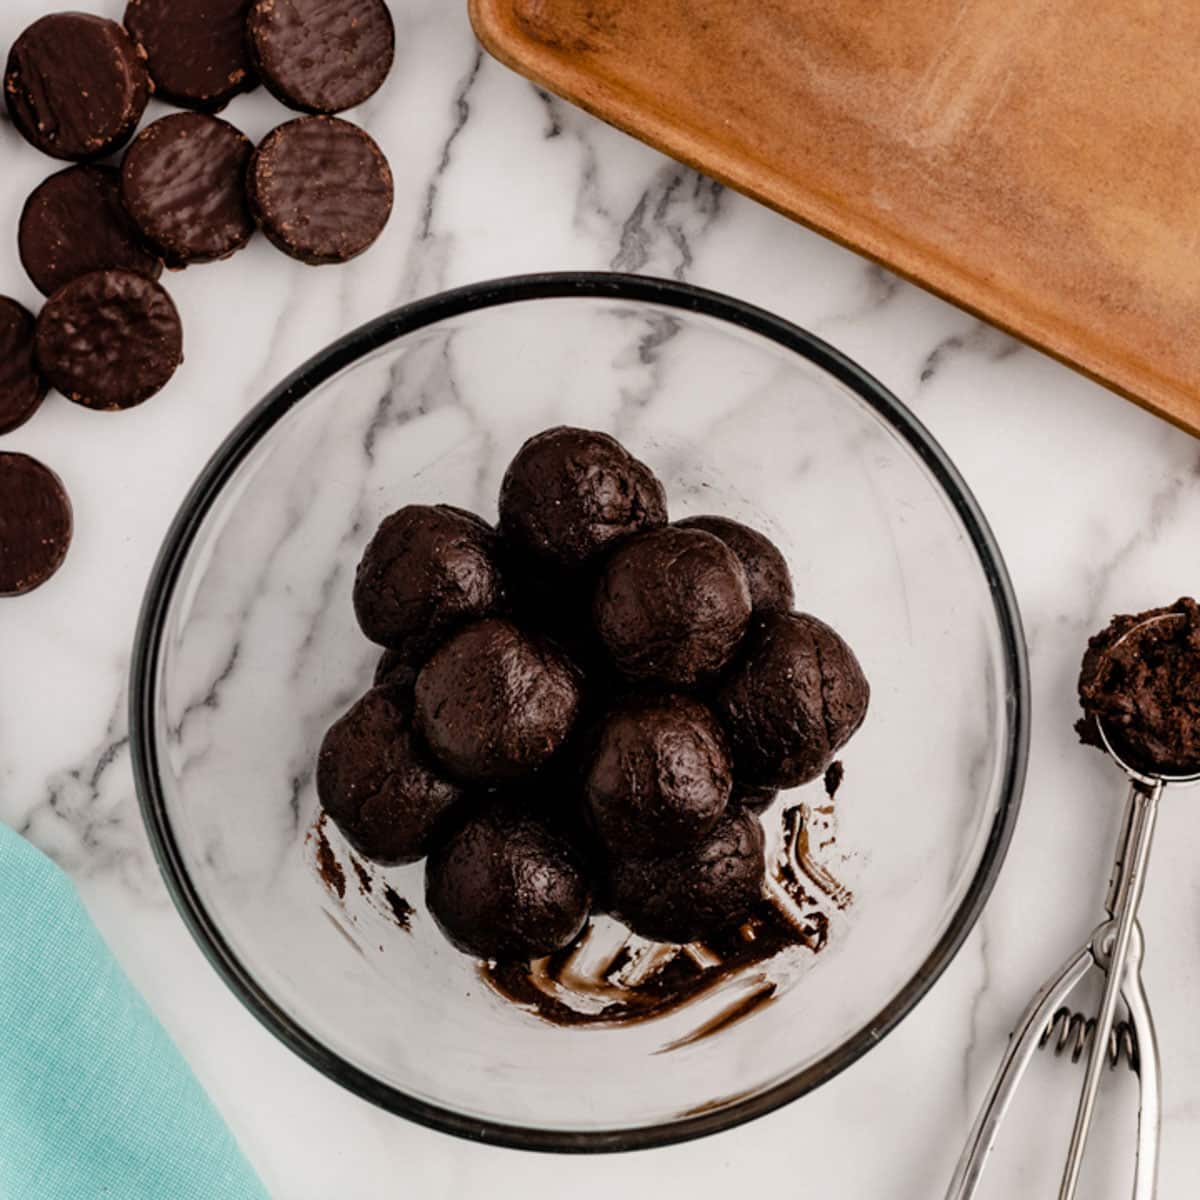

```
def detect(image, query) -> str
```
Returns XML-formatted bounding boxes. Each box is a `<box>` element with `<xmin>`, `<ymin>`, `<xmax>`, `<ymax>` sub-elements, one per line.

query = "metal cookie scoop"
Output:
<box><xmin>947</xmin><ymin>612</ymin><xmax>1200</xmax><ymax>1200</ymax></box>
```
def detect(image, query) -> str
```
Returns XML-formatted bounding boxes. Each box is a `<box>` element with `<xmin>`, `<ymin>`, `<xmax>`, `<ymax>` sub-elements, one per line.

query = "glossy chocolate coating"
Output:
<box><xmin>19</xmin><ymin>166</ymin><xmax>162</xmax><ymax>296</ymax></box>
<box><xmin>124</xmin><ymin>0</ymin><xmax>257</xmax><ymax>111</ymax></box>
<box><xmin>247</xmin><ymin>116</ymin><xmax>393</xmax><ymax>264</ymax></box>
<box><xmin>0</xmin><ymin>299</ymin><xmax>48</xmax><ymax>435</ymax></box>
<box><xmin>121</xmin><ymin>113</ymin><xmax>254</xmax><ymax>266</ymax></box>
<box><xmin>247</xmin><ymin>0</ymin><xmax>394</xmax><ymax>115</ymax></box>
<box><xmin>35</xmin><ymin>270</ymin><xmax>183</xmax><ymax>411</ymax></box>
<box><xmin>5</xmin><ymin>14</ymin><xmax>149</xmax><ymax>161</ymax></box>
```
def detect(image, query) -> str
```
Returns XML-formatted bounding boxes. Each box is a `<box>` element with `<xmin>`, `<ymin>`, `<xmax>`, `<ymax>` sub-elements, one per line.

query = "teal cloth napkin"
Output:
<box><xmin>0</xmin><ymin>823</ymin><xmax>269</xmax><ymax>1200</ymax></box>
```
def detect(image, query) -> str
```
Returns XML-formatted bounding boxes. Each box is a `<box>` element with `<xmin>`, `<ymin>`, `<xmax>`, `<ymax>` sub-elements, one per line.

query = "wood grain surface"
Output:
<box><xmin>471</xmin><ymin>0</ymin><xmax>1200</xmax><ymax>434</ymax></box>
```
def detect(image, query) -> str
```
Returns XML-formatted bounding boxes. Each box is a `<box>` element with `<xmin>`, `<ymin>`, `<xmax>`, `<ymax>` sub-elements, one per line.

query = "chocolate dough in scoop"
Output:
<box><xmin>1077</xmin><ymin>597</ymin><xmax>1200</xmax><ymax>778</ymax></box>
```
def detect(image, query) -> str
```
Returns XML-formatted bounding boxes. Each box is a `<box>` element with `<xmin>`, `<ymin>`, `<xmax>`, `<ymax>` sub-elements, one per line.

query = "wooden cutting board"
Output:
<box><xmin>470</xmin><ymin>0</ymin><xmax>1200</xmax><ymax>435</ymax></box>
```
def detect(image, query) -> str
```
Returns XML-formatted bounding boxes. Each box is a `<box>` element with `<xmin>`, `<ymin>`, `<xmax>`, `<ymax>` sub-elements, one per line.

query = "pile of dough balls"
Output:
<box><xmin>317</xmin><ymin>427</ymin><xmax>870</xmax><ymax>960</ymax></box>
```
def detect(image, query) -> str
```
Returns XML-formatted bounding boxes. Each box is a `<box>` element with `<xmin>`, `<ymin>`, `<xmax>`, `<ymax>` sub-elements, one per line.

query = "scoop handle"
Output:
<box><xmin>1058</xmin><ymin>779</ymin><xmax>1161</xmax><ymax>1200</ymax></box>
<box><xmin>944</xmin><ymin>946</ymin><xmax>1092</xmax><ymax>1199</ymax></box>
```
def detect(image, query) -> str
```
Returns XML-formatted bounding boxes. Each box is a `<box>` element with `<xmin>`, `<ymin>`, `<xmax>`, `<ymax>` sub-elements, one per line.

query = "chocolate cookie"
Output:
<box><xmin>4</xmin><ymin>14</ymin><xmax>150</xmax><ymax>161</ymax></box>
<box><xmin>0</xmin><ymin>454</ymin><xmax>72</xmax><ymax>596</ymax></box>
<box><xmin>121</xmin><ymin>114</ymin><xmax>255</xmax><ymax>266</ymax></box>
<box><xmin>124</xmin><ymin>0</ymin><xmax>257</xmax><ymax>111</ymax></box>
<box><xmin>247</xmin><ymin>116</ymin><xmax>394</xmax><ymax>264</ymax></box>
<box><xmin>247</xmin><ymin>0</ymin><xmax>395</xmax><ymax>115</ymax></box>
<box><xmin>317</xmin><ymin>685</ymin><xmax>466</xmax><ymax>864</ymax></box>
<box><xmin>499</xmin><ymin>427</ymin><xmax>668</xmax><ymax>570</ymax></box>
<box><xmin>0</xmin><ymin>299</ymin><xmax>48</xmax><ymax>436</ymax></box>
<box><xmin>607</xmin><ymin>807</ymin><xmax>765</xmax><ymax>944</ymax></box>
<box><xmin>593</xmin><ymin>526</ymin><xmax>752</xmax><ymax>687</ymax></box>
<box><xmin>716</xmin><ymin>611</ymin><xmax>870</xmax><ymax>788</ymax></box>
<box><xmin>353</xmin><ymin>505</ymin><xmax>505</xmax><ymax>656</ymax></box>
<box><xmin>19</xmin><ymin>166</ymin><xmax>163</xmax><ymax>297</ymax></box>
<box><xmin>583</xmin><ymin>695</ymin><xmax>732</xmax><ymax>855</ymax></box>
<box><xmin>415</xmin><ymin>618</ymin><xmax>583</xmax><ymax>783</ymax></box>
<box><xmin>36</xmin><ymin>270</ymin><xmax>183</xmax><ymax>411</ymax></box>
<box><xmin>1076</xmin><ymin>598</ymin><xmax>1200</xmax><ymax>778</ymax></box>
<box><xmin>676</xmin><ymin>515</ymin><xmax>794</xmax><ymax>614</ymax></box>
<box><xmin>426</xmin><ymin>798</ymin><xmax>592</xmax><ymax>961</ymax></box>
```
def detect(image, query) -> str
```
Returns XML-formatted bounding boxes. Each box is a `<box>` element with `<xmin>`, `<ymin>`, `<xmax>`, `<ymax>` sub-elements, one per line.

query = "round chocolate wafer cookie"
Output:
<box><xmin>36</xmin><ymin>270</ymin><xmax>183</xmax><ymax>411</ymax></box>
<box><xmin>4</xmin><ymin>14</ymin><xmax>150</xmax><ymax>161</ymax></box>
<box><xmin>247</xmin><ymin>0</ymin><xmax>395</xmax><ymax>115</ymax></box>
<box><xmin>122</xmin><ymin>114</ymin><xmax>255</xmax><ymax>266</ymax></box>
<box><xmin>0</xmin><ymin>299</ymin><xmax>48</xmax><ymax>436</ymax></box>
<box><xmin>124</xmin><ymin>0</ymin><xmax>257</xmax><ymax>111</ymax></box>
<box><xmin>19</xmin><ymin>166</ymin><xmax>163</xmax><ymax>297</ymax></box>
<box><xmin>247</xmin><ymin>116</ymin><xmax>393</xmax><ymax>264</ymax></box>
<box><xmin>0</xmin><ymin>453</ymin><xmax>72</xmax><ymax>596</ymax></box>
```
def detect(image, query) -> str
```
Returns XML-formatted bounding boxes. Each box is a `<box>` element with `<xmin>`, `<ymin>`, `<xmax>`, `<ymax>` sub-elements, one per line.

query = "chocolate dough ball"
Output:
<box><xmin>583</xmin><ymin>695</ymin><xmax>731</xmax><ymax>855</ymax></box>
<box><xmin>593</xmin><ymin>526</ymin><xmax>752</xmax><ymax>687</ymax></box>
<box><xmin>317</xmin><ymin>685</ymin><xmax>466</xmax><ymax>865</ymax></box>
<box><xmin>675</xmin><ymin>515</ymin><xmax>794</xmax><ymax>613</ymax></box>
<box><xmin>1076</xmin><ymin>597</ymin><xmax>1200</xmax><ymax>777</ymax></box>
<box><xmin>499</xmin><ymin>427</ymin><xmax>667</xmax><ymax>570</ymax></box>
<box><xmin>353</xmin><ymin>505</ymin><xmax>504</xmax><ymax>656</ymax></box>
<box><xmin>415</xmin><ymin>618</ymin><xmax>583</xmax><ymax>783</ymax></box>
<box><xmin>716</xmin><ymin>612</ymin><xmax>869</xmax><ymax>788</ymax></box>
<box><xmin>607</xmin><ymin>808</ymin><xmax>765</xmax><ymax>944</ymax></box>
<box><xmin>426</xmin><ymin>799</ymin><xmax>592</xmax><ymax>960</ymax></box>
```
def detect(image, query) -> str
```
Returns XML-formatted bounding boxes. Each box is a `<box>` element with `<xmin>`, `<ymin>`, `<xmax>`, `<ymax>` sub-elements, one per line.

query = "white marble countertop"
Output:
<box><xmin>3</xmin><ymin>1</ymin><xmax>1199</xmax><ymax>1195</ymax></box>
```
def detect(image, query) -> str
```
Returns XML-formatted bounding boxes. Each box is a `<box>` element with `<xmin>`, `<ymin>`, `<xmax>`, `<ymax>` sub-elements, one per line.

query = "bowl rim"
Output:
<box><xmin>129</xmin><ymin>271</ymin><xmax>1029</xmax><ymax>1154</ymax></box>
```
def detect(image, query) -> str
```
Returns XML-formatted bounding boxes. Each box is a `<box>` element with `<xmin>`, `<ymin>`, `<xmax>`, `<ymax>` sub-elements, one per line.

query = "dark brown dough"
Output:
<box><xmin>499</xmin><ymin>426</ymin><xmax>667</xmax><ymax>570</ymax></box>
<box><xmin>607</xmin><ymin>807</ymin><xmax>765</xmax><ymax>944</ymax></box>
<box><xmin>415</xmin><ymin>618</ymin><xmax>583</xmax><ymax>783</ymax></box>
<box><xmin>36</xmin><ymin>270</ymin><xmax>183</xmax><ymax>411</ymax></box>
<box><xmin>247</xmin><ymin>0</ymin><xmax>395</xmax><ymax>115</ymax></box>
<box><xmin>4</xmin><ymin>14</ymin><xmax>150</xmax><ymax>161</ymax></box>
<box><xmin>593</xmin><ymin>526</ymin><xmax>752</xmax><ymax>687</ymax></box>
<box><xmin>353</xmin><ymin>505</ymin><xmax>505</xmax><ymax>656</ymax></box>
<box><xmin>1076</xmin><ymin>598</ymin><xmax>1200</xmax><ymax>777</ymax></box>
<box><xmin>715</xmin><ymin>611</ymin><xmax>870</xmax><ymax>788</ymax></box>
<box><xmin>0</xmin><ymin>453</ymin><xmax>72</xmax><ymax>596</ymax></box>
<box><xmin>0</xmin><ymin>299</ymin><xmax>48</xmax><ymax>436</ymax></box>
<box><xmin>19</xmin><ymin>166</ymin><xmax>163</xmax><ymax>297</ymax></box>
<box><xmin>121</xmin><ymin>114</ymin><xmax>255</xmax><ymax>266</ymax></box>
<box><xmin>124</xmin><ymin>0</ymin><xmax>257</xmax><ymax>111</ymax></box>
<box><xmin>675</xmin><ymin>515</ymin><xmax>794</xmax><ymax>614</ymax></box>
<box><xmin>426</xmin><ymin>798</ymin><xmax>592</xmax><ymax>961</ymax></box>
<box><xmin>317</xmin><ymin>685</ymin><xmax>466</xmax><ymax>864</ymax></box>
<box><xmin>247</xmin><ymin>116</ymin><xmax>393</xmax><ymax>264</ymax></box>
<box><xmin>732</xmin><ymin>782</ymin><xmax>778</xmax><ymax>812</ymax></box>
<box><xmin>583</xmin><ymin>694</ymin><xmax>731</xmax><ymax>855</ymax></box>
<box><xmin>374</xmin><ymin>648</ymin><xmax>418</xmax><ymax>691</ymax></box>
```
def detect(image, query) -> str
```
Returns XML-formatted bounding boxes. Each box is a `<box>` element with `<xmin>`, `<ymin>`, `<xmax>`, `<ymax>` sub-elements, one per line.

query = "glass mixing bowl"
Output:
<box><xmin>130</xmin><ymin>273</ymin><xmax>1028</xmax><ymax>1151</ymax></box>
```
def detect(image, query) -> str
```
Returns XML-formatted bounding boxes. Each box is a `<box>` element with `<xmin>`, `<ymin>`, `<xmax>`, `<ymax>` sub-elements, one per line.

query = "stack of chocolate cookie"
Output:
<box><xmin>0</xmin><ymin>1</ymin><xmax>398</xmax><ymax>595</ymax></box>
<box><xmin>318</xmin><ymin>427</ymin><xmax>871</xmax><ymax>963</ymax></box>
